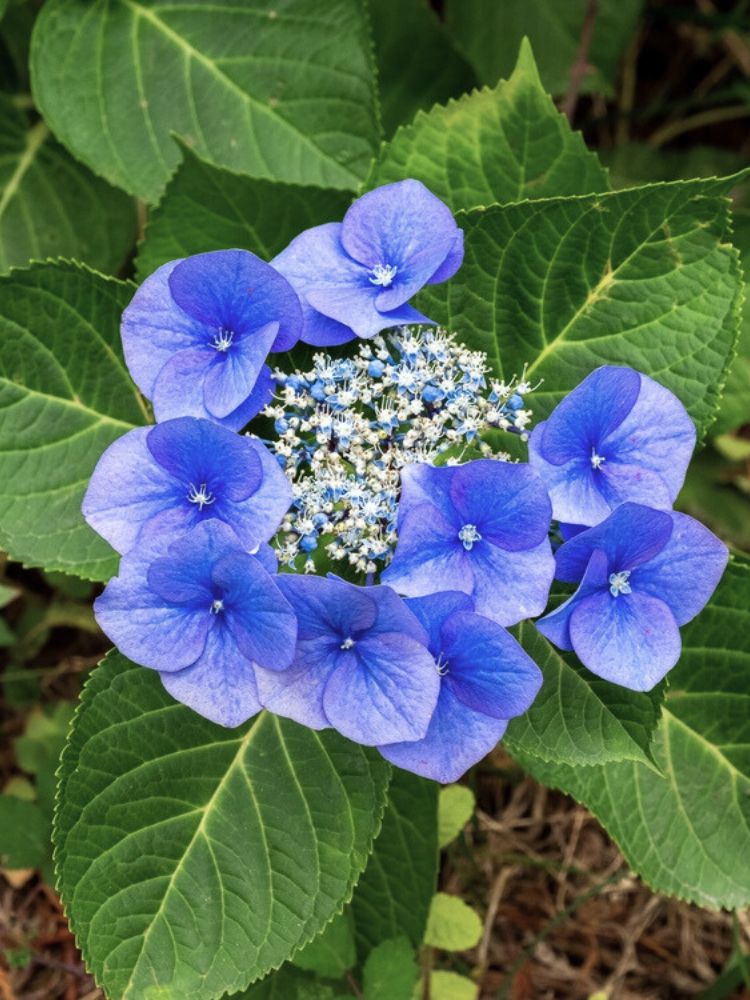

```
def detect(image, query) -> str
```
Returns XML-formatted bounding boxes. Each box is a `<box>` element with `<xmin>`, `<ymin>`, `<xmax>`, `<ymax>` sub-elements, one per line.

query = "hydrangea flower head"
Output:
<box><xmin>379</xmin><ymin>592</ymin><xmax>543</xmax><ymax>782</ymax></box>
<box><xmin>256</xmin><ymin>575</ymin><xmax>440</xmax><ymax>745</ymax></box>
<box><xmin>536</xmin><ymin>502</ymin><xmax>728</xmax><ymax>690</ymax></box>
<box><xmin>382</xmin><ymin>460</ymin><xmax>555</xmax><ymax>626</ymax></box>
<box><xmin>273</xmin><ymin>180</ymin><xmax>463</xmax><ymax>345</ymax></box>
<box><xmin>82</xmin><ymin>417</ymin><xmax>291</xmax><ymax>554</ymax></box>
<box><xmin>95</xmin><ymin>521</ymin><xmax>297</xmax><ymax>726</ymax></box>
<box><xmin>528</xmin><ymin>366</ymin><xmax>695</xmax><ymax>526</ymax></box>
<box><xmin>122</xmin><ymin>250</ymin><xmax>303</xmax><ymax>429</ymax></box>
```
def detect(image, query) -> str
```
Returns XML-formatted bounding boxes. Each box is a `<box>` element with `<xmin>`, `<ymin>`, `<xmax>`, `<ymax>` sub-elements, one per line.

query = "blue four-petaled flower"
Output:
<box><xmin>122</xmin><ymin>249</ymin><xmax>302</xmax><ymax>429</ymax></box>
<box><xmin>95</xmin><ymin>521</ymin><xmax>297</xmax><ymax>727</ymax></box>
<box><xmin>83</xmin><ymin>416</ymin><xmax>292</xmax><ymax>555</ymax></box>
<box><xmin>536</xmin><ymin>502</ymin><xmax>728</xmax><ymax>690</ymax></box>
<box><xmin>273</xmin><ymin>179</ymin><xmax>463</xmax><ymax>345</ymax></box>
<box><xmin>256</xmin><ymin>575</ymin><xmax>440</xmax><ymax>745</ymax></box>
<box><xmin>382</xmin><ymin>460</ymin><xmax>555</xmax><ymax>627</ymax></box>
<box><xmin>528</xmin><ymin>366</ymin><xmax>696</xmax><ymax>528</ymax></box>
<box><xmin>378</xmin><ymin>592</ymin><xmax>543</xmax><ymax>783</ymax></box>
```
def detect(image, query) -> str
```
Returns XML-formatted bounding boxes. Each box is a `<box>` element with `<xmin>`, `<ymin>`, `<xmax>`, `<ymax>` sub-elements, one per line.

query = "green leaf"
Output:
<box><xmin>0</xmin><ymin>261</ymin><xmax>146</xmax><ymax>580</ymax></box>
<box><xmin>512</xmin><ymin>559</ymin><xmax>750</xmax><ymax>910</ymax></box>
<box><xmin>292</xmin><ymin>910</ymin><xmax>356</xmax><ymax>978</ymax></box>
<box><xmin>31</xmin><ymin>0</ymin><xmax>380</xmax><ymax>203</ymax></box>
<box><xmin>0</xmin><ymin>794</ymin><xmax>50</xmax><ymax>869</ymax></box>
<box><xmin>678</xmin><ymin>445</ymin><xmax>750</xmax><ymax>553</ymax></box>
<box><xmin>437</xmin><ymin>785</ymin><xmax>475</xmax><ymax>848</ymax></box>
<box><xmin>15</xmin><ymin>702</ymin><xmax>75</xmax><ymax>815</ymax></box>
<box><xmin>351</xmin><ymin>769</ymin><xmax>438</xmax><ymax>956</ymax></box>
<box><xmin>239</xmin><ymin>965</ymin><xmax>355</xmax><ymax>1000</ymax></box>
<box><xmin>54</xmin><ymin>652</ymin><xmax>390</xmax><ymax>1000</ymax></box>
<box><xmin>504</xmin><ymin>623</ymin><xmax>664</xmax><ymax>768</ymax></box>
<box><xmin>362</xmin><ymin>937</ymin><xmax>419</xmax><ymax>1000</ymax></box>
<box><xmin>428</xmin><ymin>971</ymin><xmax>478</xmax><ymax>1000</ymax></box>
<box><xmin>0</xmin><ymin>94</ymin><xmax>136</xmax><ymax>274</ymax></box>
<box><xmin>367</xmin><ymin>0</ymin><xmax>476</xmax><ymax>139</ymax></box>
<box><xmin>136</xmin><ymin>147</ymin><xmax>351</xmax><ymax>281</ymax></box>
<box><xmin>423</xmin><ymin>894</ymin><xmax>482</xmax><ymax>952</ymax></box>
<box><xmin>421</xmin><ymin>176</ymin><xmax>745</xmax><ymax>436</ymax></box>
<box><xmin>713</xmin><ymin>206</ymin><xmax>750</xmax><ymax>434</ymax></box>
<box><xmin>444</xmin><ymin>1</ymin><xmax>643</xmax><ymax>95</ymax></box>
<box><xmin>369</xmin><ymin>39</ymin><xmax>608</xmax><ymax>211</ymax></box>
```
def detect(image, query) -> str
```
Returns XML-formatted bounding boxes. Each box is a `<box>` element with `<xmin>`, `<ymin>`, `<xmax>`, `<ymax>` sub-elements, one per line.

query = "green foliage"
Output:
<box><xmin>54</xmin><ymin>652</ymin><xmax>390</xmax><ymax>1000</ymax></box>
<box><xmin>423</xmin><ymin>893</ymin><xmax>482</xmax><ymax>951</ymax></box>
<box><xmin>370</xmin><ymin>39</ymin><xmax>608</xmax><ymax>210</ymax></box>
<box><xmin>429</xmin><ymin>970</ymin><xmax>478</xmax><ymax>1000</ymax></box>
<box><xmin>15</xmin><ymin>701</ymin><xmax>74</xmax><ymax>814</ymax></box>
<box><xmin>0</xmin><ymin>261</ymin><xmax>145</xmax><ymax>580</ymax></box>
<box><xmin>0</xmin><ymin>94</ymin><xmax>135</xmax><ymax>274</ymax></box>
<box><xmin>367</xmin><ymin>0</ymin><xmax>476</xmax><ymax>138</ymax></box>
<box><xmin>362</xmin><ymin>937</ymin><xmax>419</xmax><ymax>1000</ymax></box>
<box><xmin>351</xmin><ymin>768</ymin><xmax>438</xmax><ymax>957</ymax></box>
<box><xmin>421</xmin><ymin>176</ymin><xmax>745</xmax><ymax>435</ymax></box>
<box><xmin>505</xmin><ymin>623</ymin><xmax>664</xmax><ymax>768</ymax></box>
<box><xmin>292</xmin><ymin>911</ymin><xmax>356</xmax><ymax>979</ymax></box>
<box><xmin>30</xmin><ymin>0</ymin><xmax>380</xmax><ymax>202</ymax></box>
<box><xmin>136</xmin><ymin>148</ymin><xmax>351</xmax><ymax>280</ymax></box>
<box><xmin>444</xmin><ymin>0</ymin><xmax>644</xmax><ymax>94</ymax></box>
<box><xmin>0</xmin><ymin>792</ymin><xmax>49</xmax><ymax>869</ymax></box>
<box><xmin>512</xmin><ymin>560</ymin><xmax>750</xmax><ymax>910</ymax></box>
<box><xmin>437</xmin><ymin>784</ymin><xmax>475</xmax><ymax>848</ymax></box>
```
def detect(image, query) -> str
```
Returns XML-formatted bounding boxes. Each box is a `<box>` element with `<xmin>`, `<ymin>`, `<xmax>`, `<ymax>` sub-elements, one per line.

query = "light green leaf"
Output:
<box><xmin>438</xmin><ymin>785</ymin><xmax>475</xmax><ymax>848</ymax></box>
<box><xmin>713</xmin><ymin>206</ymin><xmax>750</xmax><ymax>434</ymax></box>
<box><xmin>351</xmin><ymin>769</ymin><xmax>438</xmax><ymax>956</ymax></box>
<box><xmin>30</xmin><ymin>0</ymin><xmax>380</xmax><ymax>203</ymax></box>
<box><xmin>237</xmin><ymin>965</ymin><xmax>354</xmax><ymax>1000</ymax></box>
<box><xmin>292</xmin><ymin>910</ymin><xmax>356</xmax><ymax>978</ymax></box>
<box><xmin>369</xmin><ymin>39</ymin><xmax>608</xmax><ymax>211</ymax></box>
<box><xmin>54</xmin><ymin>652</ymin><xmax>390</xmax><ymax>1000</ymax></box>
<box><xmin>363</xmin><ymin>936</ymin><xmax>418</xmax><ymax>1000</ymax></box>
<box><xmin>504</xmin><ymin>623</ymin><xmax>664</xmax><ymax>768</ymax></box>
<box><xmin>0</xmin><ymin>94</ymin><xmax>135</xmax><ymax>274</ymax></box>
<box><xmin>678</xmin><ymin>446</ymin><xmax>750</xmax><ymax>553</ymax></box>
<box><xmin>0</xmin><ymin>261</ymin><xmax>146</xmax><ymax>580</ymax></box>
<box><xmin>428</xmin><ymin>970</ymin><xmax>478</xmax><ymax>1000</ymax></box>
<box><xmin>444</xmin><ymin>1</ymin><xmax>644</xmax><ymax>95</ymax></box>
<box><xmin>367</xmin><ymin>0</ymin><xmax>476</xmax><ymax>138</ymax></box>
<box><xmin>423</xmin><ymin>893</ymin><xmax>482</xmax><ymax>952</ymax></box>
<box><xmin>513</xmin><ymin>559</ymin><xmax>750</xmax><ymax>910</ymax></box>
<box><xmin>420</xmin><ymin>176</ymin><xmax>745</xmax><ymax>436</ymax></box>
<box><xmin>136</xmin><ymin>147</ymin><xmax>351</xmax><ymax>281</ymax></box>
<box><xmin>0</xmin><ymin>794</ymin><xmax>49</xmax><ymax>869</ymax></box>
<box><xmin>15</xmin><ymin>702</ymin><xmax>75</xmax><ymax>815</ymax></box>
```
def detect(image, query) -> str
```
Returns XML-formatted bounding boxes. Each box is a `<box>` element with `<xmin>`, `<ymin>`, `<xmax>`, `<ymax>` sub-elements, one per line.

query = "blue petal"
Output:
<box><xmin>449</xmin><ymin>460</ymin><xmax>551</xmax><ymax>551</ymax></box>
<box><xmin>222</xmin><ymin>437</ymin><xmax>293</xmax><ymax>549</ymax></box>
<box><xmin>211</xmin><ymin>552</ymin><xmax>296</xmax><ymax>670</ymax></box>
<box><xmin>255</xmin><ymin>635</ymin><xmax>335</xmax><ymax>731</ymax></box>
<box><xmin>323</xmin><ymin>632</ymin><xmax>440</xmax><ymax>745</ymax></box>
<box><xmin>555</xmin><ymin>503</ymin><xmax>674</xmax><ymax>583</ymax></box>
<box><xmin>469</xmin><ymin>537</ymin><xmax>555</xmax><ymax>626</ymax></box>
<box><xmin>146</xmin><ymin>520</ymin><xmax>245</xmax><ymax>605</ymax></box>
<box><xmin>168</xmin><ymin>249</ymin><xmax>302</xmax><ymax>351</ymax></box>
<box><xmin>82</xmin><ymin>427</ymin><xmax>181</xmax><ymax>554</ymax></box>
<box><xmin>569</xmin><ymin>590</ymin><xmax>681</xmax><ymax>690</ymax></box>
<box><xmin>536</xmin><ymin>549</ymin><xmax>609</xmax><ymax>649</ymax></box>
<box><xmin>596</xmin><ymin>460</ymin><xmax>673</xmax><ymax>512</ymax></box>
<box><xmin>381</xmin><ymin>504</ymin><xmax>473</xmax><ymax>598</ymax></box>
<box><xmin>361</xmin><ymin>583</ymin><xmax>430</xmax><ymax>644</ymax></box>
<box><xmin>441</xmin><ymin>610</ymin><xmax>542</xmax><ymax>719</ymax></box>
<box><xmin>277</xmin><ymin>574</ymin><xmax>378</xmax><ymax>640</ymax></box>
<box><xmin>529</xmin><ymin>423</ymin><xmax>613</xmax><ymax>526</ymax></box>
<box><xmin>121</xmin><ymin>259</ymin><xmax>206</xmax><ymax>398</ymax></box>
<box><xmin>396</xmin><ymin>463</ymin><xmax>461</xmax><ymax>527</ymax></box>
<box><xmin>426</xmin><ymin>228</ymin><xmax>464</xmax><ymax>285</ymax></box>
<box><xmin>602</xmin><ymin>372</ymin><xmax>695</xmax><ymax>502</ymax></box>
<box><xmin>161</xmin><ymin>625</ymin><xmax>262</xmax><ymax>728</ymax></box>
<box><xmin>297</xmin><ymin>304</ymin><xmax>358</xmax><ymax>347</ymax></box>
<box><xmin>405</xmin><ymin>592</ymin><xmax>475</xmax><ymax>657</ymax></box>
<box><xmin>630</xmin><ymin>512</ymin><xmax>728</xmax><ymax>626</ymax></box>
<box><xmin>203</xmin><ymin>321</ymin><xmax>279</xmax><ymax>419</ymax></box>
<box><xmin>379</xmin><ymin>686</ymin><xmax>507</xmax><ymax>784</ymax></box>
<box><xmin>146</xmin><ymin>417</ymin><xmax>263</xmax><ymax>502</ymax></box>
<box><xmin>538</xmin><ymin>366</ymin><xmax>641</xmax><ymax>466</ymax></box>
<box><xmin>340</xmin><ymin>179</ymin><xmax>459</xmax><ymax>311</ymax></box>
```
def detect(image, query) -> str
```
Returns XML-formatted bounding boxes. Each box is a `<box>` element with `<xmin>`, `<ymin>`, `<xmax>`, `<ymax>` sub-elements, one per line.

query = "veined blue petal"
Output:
<box><xmin>536</xmin><ymin>549</ymin><xmax>609</xmax><ymax>649</ymax></box>
<box><xmin>381</xmin><ymin>504</ymin><xmax>473</xmax><ymax>598</ymax></box>
<box><xmin>469</xmin><ymin>537</ymin><xmax>555</xmax><ymax>626</ymax></box>
<box><xmin>405</xmin><ymin>592</ymin><xmax>475</xmax><ymax>657</ymax></box>
<box><xmin>203</xmin><ymin>321</ymin><xmax>279</xmax><ymax>419</ymax></box>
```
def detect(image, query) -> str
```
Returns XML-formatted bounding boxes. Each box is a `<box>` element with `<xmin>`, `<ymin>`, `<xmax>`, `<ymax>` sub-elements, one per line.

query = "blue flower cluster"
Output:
<box><xmin>83</xmin><ymin>178</ymin><xmax>728</xmax><ymax>784</ymax></box>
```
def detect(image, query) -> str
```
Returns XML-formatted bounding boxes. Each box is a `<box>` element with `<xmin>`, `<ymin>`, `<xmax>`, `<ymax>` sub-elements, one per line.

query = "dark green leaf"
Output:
<box><xmin>31</xmin><ymin>0</ymin><xmax>380</xmax><ymax>202</ymax></box>
<box><xmin>136</xmin><ymin>147</ymin><xmax>351</xmax><ymax>280</ymax></box>
<box><xmin>54</xmin><ymin>653</ymin><xmax>390</xmax><ymax>1000</ymax></box>
<box><xmin>0</xmin><ymin>794</ymin><xmax>49</xmax><ymax>869</ymax></box>
<box><xmin>292</xmin><ymin>910</ymin><xmax>356</xmax><ymax>978</ymax></box>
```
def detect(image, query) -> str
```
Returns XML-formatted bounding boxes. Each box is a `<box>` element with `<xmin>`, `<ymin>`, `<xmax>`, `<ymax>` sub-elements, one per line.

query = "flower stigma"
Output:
<box><xmin>591</xmin><ymin>448</ymin><xmax>606</xmax><ymax>470</ymax></box>
<box><xmin>211</xmin><ymin>327</ymin><xmax>235</xmax><ymax>352</ymax></box>
<box><xmin>369</xmin><ymin>264</ymin><xmax>398</xmax><ymax>287</ymax></box>
<box><xmin>458</xmin><ymin>524</ymin><xmax>482</xmax><ymax>551</ymax></box>
<box><xmin>609</xmin><ymin>570</ymin><xmax>632</xmax><ymax>598</ymax></box>
<box><xmin>340</xmin><ymin>636</ymin><xmax>356</xmax><ymax>650</ymax></box>
<box><xmin>187</xmin><ymin>483</ymin><xmax>215</xmax><ymax>511</ymax></box>
<box><xmin>210</xmin><ymin>598</ymin><xmax>225</xmax><ymax>614</ymax></box>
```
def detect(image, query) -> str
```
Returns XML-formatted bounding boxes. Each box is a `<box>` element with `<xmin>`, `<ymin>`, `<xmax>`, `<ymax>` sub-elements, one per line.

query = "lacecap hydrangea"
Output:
<box><xmin>82</xmin><ymin>178</ymin><xmax>728</xmax><ymax>781</ymax></box>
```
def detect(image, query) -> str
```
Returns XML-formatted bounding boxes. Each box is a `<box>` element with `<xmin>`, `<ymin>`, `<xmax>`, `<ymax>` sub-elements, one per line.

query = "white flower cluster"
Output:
<box><xmin>260</xmin><ymin>326</ymin><xmax>535</xmax><ymax>576</ymax></box>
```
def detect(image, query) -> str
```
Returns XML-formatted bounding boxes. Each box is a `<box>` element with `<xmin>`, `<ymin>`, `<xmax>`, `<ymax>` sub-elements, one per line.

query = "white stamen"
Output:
<box><xmin>187</xmin><ymin>483</ymin><xmax>215</xmax><ymax>510</ymax></box>
<box><xmin>369</xmin><ymin>263</ymin><xmax>398</xmax><ymax>287</ymax></box>
<box><xmin>211</xmin><ymin>327</ymin><xmax>235</xmax><ymax>352</ymax></box>
<box><xmin>210</xmin><ymin>599</ymin><xmax>224</xmax><ymax>614</ymax></box>
<box><xmin>591</xmin><ymin>448</ymin><xmax>606</xmax><ymax>470</ymax></box>
<box><xmin>340</xmin><ymin>636</ymin><xmax>356</xmax><ymax>650</ymax></box>
<box><xmin>458</xmin><ymin>523</ymin><xmax>482</xmax><ymax>551</ymax></box>
<box><xmin>436</xmin><ymin>653</ymin><xmax>449</xmax><ymax>677</ymax></box>
<box><xmin>609</xmin><ymin>570</ymin><xmax>632</xmax><ymax>597</ymax></box>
